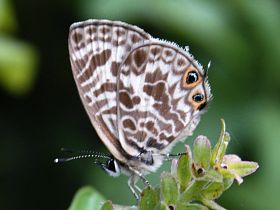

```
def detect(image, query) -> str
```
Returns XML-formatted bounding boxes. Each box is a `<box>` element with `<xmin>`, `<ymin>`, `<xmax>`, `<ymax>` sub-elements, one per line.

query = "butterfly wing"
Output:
<box><xmin>117</xmin><ymin>41</ymin><xmax>211</xmax><ymax>163</ymax></box>
<box><xmin>68</xmin><ymin>19</ymin><xmax>152</xmax><ymax>162</ymax></box>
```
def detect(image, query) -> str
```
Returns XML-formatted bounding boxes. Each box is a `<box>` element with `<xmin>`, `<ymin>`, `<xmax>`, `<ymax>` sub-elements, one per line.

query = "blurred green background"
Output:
<box><xmin>1</xmin><ymin>0</ymin><xmax>279</xmax><ymax>209</ymax></box>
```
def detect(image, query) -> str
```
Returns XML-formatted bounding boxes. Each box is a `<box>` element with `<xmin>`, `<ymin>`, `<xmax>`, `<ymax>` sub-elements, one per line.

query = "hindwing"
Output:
<box><xmin>117</xmin><ymin>41</ymin><xmax>210</xmax><ymax>158</ymax></box>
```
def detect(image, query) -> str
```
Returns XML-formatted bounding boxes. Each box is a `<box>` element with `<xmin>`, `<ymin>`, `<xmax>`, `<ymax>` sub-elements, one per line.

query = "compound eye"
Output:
<box><xmin>186</xmin><ymin>71</ymin><xmax>198</xmax><ymax>84</ymax></box>
<box><xmin>107</xmin><ymin>159</ymin><xmax>116</xmax><ymax>171</ymax></box>
<box><xmin>104</xmin><ymin>159</ymin><xmax>121</xmax><ymax>177</ymax></box>
<box><xmin>192</xmin><ymin>93</ymin><xmax>204</xmax><ymax>102</ymax></box>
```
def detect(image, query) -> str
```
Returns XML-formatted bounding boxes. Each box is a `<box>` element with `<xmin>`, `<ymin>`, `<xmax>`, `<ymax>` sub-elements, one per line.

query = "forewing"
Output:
<box><xmin>68</xmin><ymin>19</ymin><xmax>152</xmax><ymax>161</ymax></box>
<box><xmin>117</xmin><ymin>41</ymin><xmax>208</xmax><ymax>157</ymax></box>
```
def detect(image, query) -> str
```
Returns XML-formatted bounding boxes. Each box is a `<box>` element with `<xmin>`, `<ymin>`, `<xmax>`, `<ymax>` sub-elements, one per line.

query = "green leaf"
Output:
<box><xmin>224</xmin><ymin>157</ymin><xmax>259</xmax><ymax>177</ymax></box>
<box><xmin>201</xmin><ymin>182</ymin><xmax>224</xmax><ymax>200</ymax></box>
<box><xmin>193</xmin><ymin>136</ymin><xmax>212</xmax><ymax>174</ymax></box>
<box><xmin>218</xmin><ymin>167</ymin><xmax>236</xmax><ymax>180</ymax></box>
<box><xmin>68</xmin><ymin>186</ymin><xmax>106</xmax><ymax>210</ymax></box>
<box><xmin>223</xmin><ymin>178</ymin><xmax>234</xmax><ymax>191</ymax></box>
<box><xmin>178</xmin><ymin>181</ymin><xmax>206</xmax><ymax>203</ymax></box>
<box><xmin>160</xmin><ymin>203</ymin><xmax>167</xmax><ymax>210</ymax></box>
<box><xmin>170</xmin><ymin>158</ymin><xmax>178</xmax><ymax>177</ymax></box>
<box><xmin>219</xmin><ymin>154</ymin><xmax>259</xmax><ymax>184</ymax></box>
<box><xmin>110</xmin><ymin>205</ymin><xmax>137</xmax><ymax>210</ymax></box>
<box><xmin>195</xmin><ymin>169</ymin><xmax>223</xmax><ymax>183</ymax></box>
<box><xmin>161</xmin><ymin>173</ymin><xmax>178</xmax><ymax>205</ymax></box>
<box><xmin>177</xmin><ymin>203</ymin><xmax>208</xmax><ymax>210</ymax></box>
<box><xmin>101</xmin><ymin>201</ymin><xmax>114</xmax><ymax>210</ymax></box>
<box><xmin>211</xmin><ymin>119</ymin><xmax>230</xmax><ymax>166</ymax></box>
<box><xmin>176</xmin><ymin>151</ymin><xmax>191</xmax><ymax>192</ymax></box>
<box><xmin>139</xmin><ymin>187</ymin><xmax>159</xmax><ymax>210</ymax></box>
<box><xmin>201</xmin><ymin>198</ymin><xmax>227</xmax><ymax>210</ymax></box>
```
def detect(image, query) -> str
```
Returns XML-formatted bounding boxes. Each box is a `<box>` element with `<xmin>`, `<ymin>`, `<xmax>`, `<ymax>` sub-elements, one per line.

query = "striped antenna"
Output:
<box><xmin>54</xmin><ymin>148</ymin><xmax>111</xmax><ymax>163</ymax></box>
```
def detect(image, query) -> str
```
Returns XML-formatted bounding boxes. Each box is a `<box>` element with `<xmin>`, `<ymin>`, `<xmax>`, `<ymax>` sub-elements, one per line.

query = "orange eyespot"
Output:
<box><xmin>182</xmin><ymin>66</ymin><xmax>202</xmax><ymax>89</ymax></box>
<box><xmin>188</xmin><ymin>90</ymin><xmax>207</xmax><ymax>111</ymax></box>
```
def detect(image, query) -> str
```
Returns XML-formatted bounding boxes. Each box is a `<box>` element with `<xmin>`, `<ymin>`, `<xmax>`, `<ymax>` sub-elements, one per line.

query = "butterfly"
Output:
<box><xmin>65</xmin><ymin>19</ymin><xmax>211</xmax><ymax>198</ymax></box>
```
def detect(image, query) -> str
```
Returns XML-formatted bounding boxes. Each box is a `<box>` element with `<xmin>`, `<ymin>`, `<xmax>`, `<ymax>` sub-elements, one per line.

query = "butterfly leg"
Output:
<box><xmin>153</xmin><ymin>152</ymin><xmax>187</xmax><ymax>161</ymax></box>
<box><xmin>168</xmin><ymin>152</ymin><xmax>186</xmax><ymax>156</ymax></box>
<box><xmin>165</xmin><ymin>152</ymin><xmax>187</xmax><ymax>161</ymax></box>
<box><xmin>128</xmin><ymin>175</ymin><xmax>141</xmax><ymax>200</ymax></box>
<box><xmin>129</xmin><ymin>166</ymin><xmax>150</xmax><ymax>187</ymax></box>
<box><xmin>164</xmin><ymin>152</ymin><xmax>186</xmax><ymax>158</ymax></box>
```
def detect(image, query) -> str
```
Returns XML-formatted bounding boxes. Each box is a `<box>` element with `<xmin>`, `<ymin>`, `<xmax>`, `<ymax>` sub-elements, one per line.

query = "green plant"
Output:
<box><xmin>69</xmin><ymin>120</ymin><xmax>258</xmax><ymax>210</ymax></box>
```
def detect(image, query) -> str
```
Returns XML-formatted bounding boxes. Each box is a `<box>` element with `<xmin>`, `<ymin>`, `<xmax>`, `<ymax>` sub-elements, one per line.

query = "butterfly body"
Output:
<box><xmin>68</xmin><ymin>19</ymin><xmax>211</xmax><ymax>195</ymax></box>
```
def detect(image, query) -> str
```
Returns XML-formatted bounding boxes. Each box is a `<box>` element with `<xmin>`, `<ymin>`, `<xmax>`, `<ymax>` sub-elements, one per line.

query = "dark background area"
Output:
<box><xmin>1</xmin><ymin>0</ymin><xmax>280</xmax><ymax>209</ymax></box>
